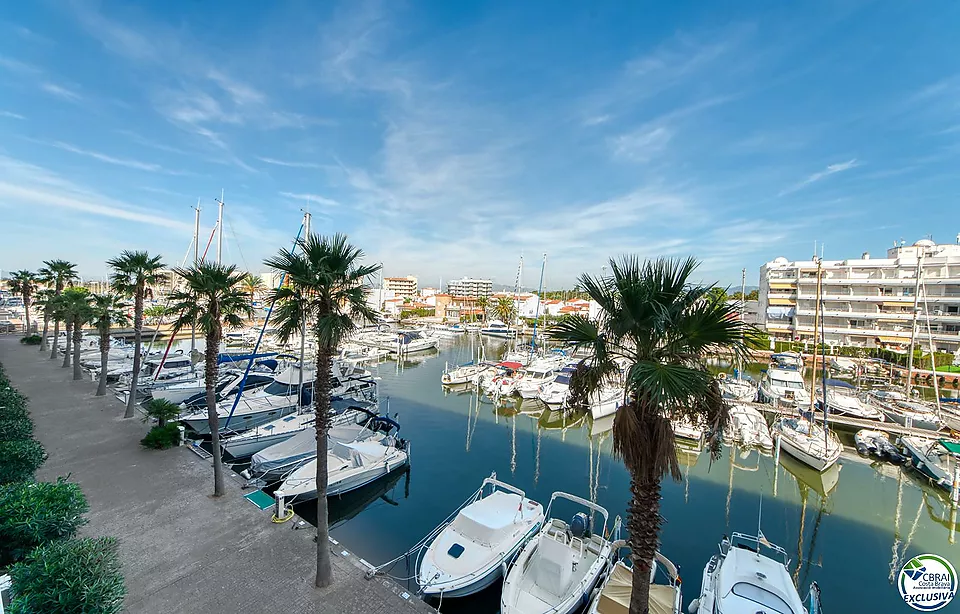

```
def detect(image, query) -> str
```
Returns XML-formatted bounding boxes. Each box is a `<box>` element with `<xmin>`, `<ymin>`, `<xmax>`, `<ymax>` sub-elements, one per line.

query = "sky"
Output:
<box><xmin>1</xmin><ymin>1</ymin><xmax>959</xmax><ymax>290</ymax></box>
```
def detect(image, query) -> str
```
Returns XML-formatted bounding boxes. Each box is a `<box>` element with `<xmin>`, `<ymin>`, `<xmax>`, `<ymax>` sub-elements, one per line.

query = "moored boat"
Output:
<box><xmin>900</xmin><ymin>436</ymin><xmax>960</xmax><ymax>491</ymax></box>
<box><xmin>772</xmin><ymin>416</ymin><xmax>842</xmax><ymax>472</ymax></box>
<box><xmin>586</xmin><ymin>551</ymin><xmax>682</xmax><ymax>614</ymax></box>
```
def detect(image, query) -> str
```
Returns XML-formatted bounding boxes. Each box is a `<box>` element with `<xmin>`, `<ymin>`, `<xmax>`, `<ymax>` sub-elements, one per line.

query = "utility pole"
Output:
<box><xmin>216</xmin><ymin>189</ymin><xmax>224</xmax><ymax>264</ymax></box>
<box><xmin>905</xmin><ymin>250</ymin><xmax>925</xmax><ymax>397</ymax></box>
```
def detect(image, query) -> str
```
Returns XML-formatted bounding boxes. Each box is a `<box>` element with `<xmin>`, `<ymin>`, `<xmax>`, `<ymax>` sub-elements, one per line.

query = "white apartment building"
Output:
<box><xmin>759</xmin><ymin>238</ymin><xmax>960</xmax><ymax>354</ymax></box>
<box><xmin>383</xmin><ymin>275</ymin><xmax>418</xmax><ymax>299</ymax></box>
<box><xmin>447</xmin><ymin>277</ymin><xmax>493</xmax><ymax>298</ymax></box>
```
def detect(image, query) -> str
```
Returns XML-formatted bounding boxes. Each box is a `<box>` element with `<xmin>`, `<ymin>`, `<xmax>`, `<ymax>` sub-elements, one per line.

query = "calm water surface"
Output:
<box><xmin>259</xmin><ymin>336</ymin><xmax>958</xmax><ymax>612</ymax></box>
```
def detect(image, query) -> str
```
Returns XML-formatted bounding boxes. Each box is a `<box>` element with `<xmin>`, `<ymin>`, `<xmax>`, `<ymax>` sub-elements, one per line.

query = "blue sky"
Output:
<box><xmin>1</xmin><ymin>1</ymin><xmax>959</xmax><ymax>289</ymax></box>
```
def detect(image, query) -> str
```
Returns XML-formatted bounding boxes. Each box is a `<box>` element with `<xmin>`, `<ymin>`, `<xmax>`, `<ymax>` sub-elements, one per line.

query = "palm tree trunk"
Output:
<box><xmin>50</xmin><ymin>319</ymin><xmax>59</xmax><ymax>360</ymax></box>
<box><xmin>23</xmin><ymin>297</ymin><xmax>32</xmax><ymax>335</ymax></box>
<box><xmin>40</xmin><ymin>313</ymin><xmax>49</xmax><ymax>353</ymax></box>
<box><xmin>124</xmin><ymin>288</ymin><xmax>144</xmax><ymax>419</ymax></box>
<box><xmin>315</xmin><ymin>346</ymin><xmax>334</xmax><ymax>589</ymax></box>
<box><xmin>627</xmin><ymin>475</ymin><xmax>663</xmax><ymax>614</ymax></box>
<box><xmin>72</xmin><ymin>320</ymin><xmax>83</xmax><ymax>380</ymax></box>
<box><xmin>62</xmin><ymin>321</ymin><xmax>73</xmax><ymax>368</ymax></box>
<box><xmin>206</xmin><ymin>315</ymin><xmax>225</xmax><ymax>497</ymax></box>
<box><xmin>97</xmin><ymin>329</ymin><xmax>109</xmax><ymax>396</ymax></box>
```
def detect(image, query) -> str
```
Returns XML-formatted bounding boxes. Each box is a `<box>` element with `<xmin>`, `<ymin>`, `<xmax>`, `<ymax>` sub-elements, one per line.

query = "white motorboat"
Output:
<box><xmin>179</xmin><ymin>365</ymin><xmax>313</xmax><ymax>434</ymax></box>
<box><xmin>815</xmin><ymin>380</ymin><xmax>882</xmax><ymax>420</ymax></box>
<box><xmin>110</xmin><ymin>352</ymin><xmax>191</xmax><ymax>382</ymax></box>
<box><xmin>900</xmin><ymin>436</ymin><xmax>960</xmax><ymax>492</ymax></box>
<box><xmin>274</xmin><ymin>434</ymin><xmax>410</xmax><ymax>504</ymax></box>
<box><xmin>538</xmin><ymin>366</ymin><xmax>577</xmax><ymax>407</ymax></box>
<box><xmin>689</xmin><ymin>532</ymin><xmax>822</xmax><ymax>614</ymax></box>
<box><xmin>418</xmin><ymin>476</ymin><xmax>545</xmax><ymax>598</ymax></box>
<box><xmin>757</xmin><ymin>367</ymin><xmax>810</xmax><ymax>408</ymax></box>
<box><xmin>442</xmin><ymin>362</ymin><xmax>493</xmax><ymax>386</ymax></box>
<box><xmin>590</xmin><ymin>386</ymin><xmax>623</xmax><ymax>420</ymax></box>
<box><xmin>672</xmin><ymin>415</ymin><xmax>703</xmax><ymax>442</ymax></box>
<box><xmin>501</xmin><ymin>492</ymin><xmax>614</xmax><ymax>614</ymax></box>
<box><xmin>480</xmin><ymin>320</ymin><xmax>517</xmax><ymax>339</ymax></box>
<box><xmin>865</xmin><ymin>391</ymin><xmax>944</xmax><ymax>432</ymax></box>
<box><xmin>586</xmin><ymin>552</ymin><xmax>682</xmax><ymax>614</ymax></box>
<box><xmin>717</xmin><ymin>373</ymin><xmax>756</xmax><ymax>402</ymax></box>
<box><xmin>516</xmin><ymin>363</ymin><xmax>561</xmax><ymax>399</ymax></box>
<box><xmin>432</xmin><ymin>324</ymin><xmax>468</xmax><ymax>338</ymax></box>
<box><xmin>725</xmin><ymin>404</ymin><xmax>773</xmax><ymax>450</ymax></box>
<box><xmin>772</xmin><ymin>417</ymin><xmax>842</xmax><ymax>472</ymax></box>
<box><xmin>830</xmin><ymin>356</ymin><xmax>857</xmax><ymax>373</ymax></box>
<box><xmin>770</xmin><ymin>352</ymin><xmax>804</xmax><ymax>372</ymax></box>
<box><xmin>391</xmin><ymin>330</ymin><xmax>440</xmax><ymax>355</ymax></box>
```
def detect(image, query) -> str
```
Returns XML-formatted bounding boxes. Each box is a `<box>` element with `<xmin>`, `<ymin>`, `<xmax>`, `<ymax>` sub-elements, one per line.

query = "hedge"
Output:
<box><xmin>0</xmin><ymin>479</ymin><xmax>89</xmax><ymax>568</ymax></box>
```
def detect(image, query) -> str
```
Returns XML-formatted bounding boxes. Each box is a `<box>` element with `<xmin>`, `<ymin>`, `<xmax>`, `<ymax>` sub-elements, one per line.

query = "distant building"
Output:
<box><xmin>383</xmin><ymin>275</ymin><xmax>418</xmax><ymax>299</ymax></box>
<box><xmin>759</xmin><ymin>238</ymin><xmax>960</xmax><ymax>353</ymax></box>
<box><xmin>420</xmin><ymin>286</ymin><xmax>438</xmax><ymax>298</ymax></box>
<box><xmin>447</xmin><ymin>277</ymin><xmax>492</xmax><ymax>298</ymax></box>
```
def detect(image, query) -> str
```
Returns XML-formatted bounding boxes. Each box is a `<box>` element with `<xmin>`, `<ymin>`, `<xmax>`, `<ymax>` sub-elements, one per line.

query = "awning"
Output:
<box><xmin>881</xmin><ymin>302</ymin><xmax>909</xmax><ymax>307</ymax></box>
<box><xmin>769</xmin><ymin>282</ymin><xmax>795</xmax><ymax>290</ymax></box>
<box><xmin>498</xmin><ymin>361</ymin><xmax>523</xmax><ymax>370</ymax></box>
<box><xmin>768</xmin><ymin>298</ymin><xmax>796</xmax><ymax>306</ymax></box>
<box><xmin>940</xmin><ymin>440</ymin><xmax>960</xmax><ymax>455</ymax></box>
<box><xmin>766</xmin><ymin>306</ymin><xmax>795</xmax><ymax>319</ymax></box>
<box><xmin>875</xmin><ymin>336</ymin><xmax>907</xmax><ymax>343</ymax></box>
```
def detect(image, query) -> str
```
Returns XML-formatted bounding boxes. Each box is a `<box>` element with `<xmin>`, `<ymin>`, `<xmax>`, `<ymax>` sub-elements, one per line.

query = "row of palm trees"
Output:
<box><xmin>11</xmin><ymin>242</ymin><xmax>749</xmax><ymax>613</ymax></box>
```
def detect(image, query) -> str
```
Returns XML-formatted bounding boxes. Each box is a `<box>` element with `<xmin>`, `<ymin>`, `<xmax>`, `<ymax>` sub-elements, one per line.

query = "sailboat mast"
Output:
<box><xmin>808</xmin><ymin>258</ymin><xmax>823</xmax><ymax>416</ymax></box>
<box><xmin>905</xmin><ymin>250</ymin><xmax>924</xmax><ymax>397</ymax></box>
<box><xmin>821</xmin><ymin>283</ymin><xmax>829</xmax><ymax>448</ymax></box>
<box><xmin>531</xmin><ymin>253</ymin><xmax>547</xmax><ymax>357</ymax></box>
<box><xmin>191</xmin><ymin>200</ymin><xmax>200</xmax><ymax>367</ymax></box>
<box><xmin>298</xmin><ymin>211</ymin><xmax>311</xmax><ymax>409</ymax></box>
<box><xmin>216</xmin><ymin>189</ymin><xmax>224</xmax><ymax>264</ymax></box>
<box><xmin>512</xmin><ymin>254</ymin><xmax>523</xmax><ymax>343</ymax></box>
<box><xmin>739</xmin><ymin>267</ymin><xmax>746</xmax><ymax>375</ymax></box>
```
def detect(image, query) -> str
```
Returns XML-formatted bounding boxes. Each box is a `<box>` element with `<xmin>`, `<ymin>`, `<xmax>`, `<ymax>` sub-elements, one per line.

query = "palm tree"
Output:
<box><xmin>32</xmin><ymin>289</ymin><xmax>54</xmax><ymax>352</ymax></box>
<box><xmin>90</xmin><ymin>294</ymin><xmax>130</xmax><ymax>396</ymax></box>
<box><xmin>494</xmin><ymin>295</ymin><xmax>515</xmax><ymax>324</ymax></box>
<box><xmin>549</xmin><ymin>257</ymin><xmax>751</xmax><ymax>614</ymax></box>
<box><xmin>107</xmin><ymin>251</ymin><xmax>165</xmax><ymax>419</ymax></box>
<box><xmin>241</xmin><ymin>274</ymin><xmax>265</xmax><ymax>307</ymax></box>
<box><xmin>56</xmin><ymin>287</ymin><xmax>91</xmax><ymax>373</ymax></box>
<box><xmin>265</xmin><ymin>233</ymin><xmax>380</xmax><ymax>589</ymax></box>
<box><xmin>8</xmin><ymin>271</ymin><xmax>38</xmax><ymax>335</ymax></box>
<box><xmin>40</xmin><ymin>260</ymin><xmax>79</xmax><ymax>360</ymax></box>
<box><xmin>143</xmin><ymin>304</ymin><xmax>170</xmax><ymax>324</ymax></box>
<box><xmin>167</xmin><ymin>262</ymin><xmax>252</xmax><ymax>496</ymax></box>
<box><xmin>476</xmin><ymin>295</ymin><xmax>489</xmax><ymax>322</ymax></box>
<box><xmin>67</xmin><ymin>289</ymin><xmax>94</xmax><ymax>380</ymax></box>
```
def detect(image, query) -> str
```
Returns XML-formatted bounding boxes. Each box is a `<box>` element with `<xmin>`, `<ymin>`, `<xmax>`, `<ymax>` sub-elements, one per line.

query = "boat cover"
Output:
<box><xmin>451</xmin><ymin>490</ymin><xmax>523</xmax><ymax>547</ymax></box>
<box><xmin>250</xmin><ymin>428</ymin><xmax>315</xmax><ymax>474</ymax></box>
<box><xmin>595</xmin><ymin>563</ymin><xmax>676</xmax><ymax>614</ymax></box>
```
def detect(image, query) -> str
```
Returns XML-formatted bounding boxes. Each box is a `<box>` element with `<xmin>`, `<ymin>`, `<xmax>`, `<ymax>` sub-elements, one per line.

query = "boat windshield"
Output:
<box><xmin>554</xmin><ymin>375</ymin><xmax>571</xmax><ymax>385</ymax></box>
<box><xmin>772</xmin><ymin>377</ymin><xmax>804</xmax><ymax>389</ymax></box>
<box><xmin>263</xmin><ymin>381</ymin><xmax>298</xmax><ymax>396</ymax></box>
<box><xmin>730</xmin><ymin>582</ymin><xmax>796</xmax><ymax>614</ymax></box>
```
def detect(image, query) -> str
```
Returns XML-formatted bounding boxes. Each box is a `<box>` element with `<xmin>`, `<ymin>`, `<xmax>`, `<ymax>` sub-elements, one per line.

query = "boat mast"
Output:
<box><xmin>920</xmin><ymin>264</ymin><xmax>943</xmax><ymax>416</ymax></box>
<box><xmin>530</xmin><ymin>253</ymin><xmax>546</xmax><ymax>359</ymax></box>
<box><xmin>739</xmin><ymin>267</ymin><xmax>746</xmax><ymax>376</ymax></box>
<box><xmin>512</xmin><ymin>254</ymin><xmax>523</xmax><ymax>346</ymax></box>
<box><xmin>298</xmin><ymin>210</ymin><xmax>311</xmax><ymax>410</ymax></box>
<box><xmin>215</xmin><ymin>189</ymin><xmax>225</xmax><ymax>264</ymax></box>
<box><xmin>191</xmin><ymin>199</ymin><xmax>200</xmax><ymax>371</ymax></box>
<box><xmin>808</xmin><ymin>257</ymin><xmax>823</xmax><ymax>417</ymax></box>
<box><xmin>905</xmin><ymin>250</ymin><xmax>924</xmax><ymax>398</ymax></box>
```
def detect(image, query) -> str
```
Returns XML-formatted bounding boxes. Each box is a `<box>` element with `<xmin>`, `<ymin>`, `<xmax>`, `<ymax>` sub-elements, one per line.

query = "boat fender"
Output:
<box><xmin>688</xmin><ymin>598</ymin><xmax>700</xmax><ymax>613</ymax></box>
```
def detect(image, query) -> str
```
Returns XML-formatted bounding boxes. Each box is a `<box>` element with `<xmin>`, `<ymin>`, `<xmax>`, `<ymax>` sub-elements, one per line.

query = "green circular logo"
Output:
<box><xmin>899</xmin><ymin>554</ymin><xmax>957</xmax><ymax>611</ymax></box>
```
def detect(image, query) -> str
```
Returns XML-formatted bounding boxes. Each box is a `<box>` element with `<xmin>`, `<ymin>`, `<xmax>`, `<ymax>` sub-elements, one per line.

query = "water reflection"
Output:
<box><xmin>293</xmin><ymin>465</ymin><xmax>411</xmax><ymax>528</ymax></box>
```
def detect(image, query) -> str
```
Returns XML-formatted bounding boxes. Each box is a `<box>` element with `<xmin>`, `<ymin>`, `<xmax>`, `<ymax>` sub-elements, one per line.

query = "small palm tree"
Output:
<box><xmin>107</xmin><ymin>251</ymin><xmax>165</xmax><ymax>419</ymax></box>
<box><xmin>40</xmin><ymin>260</ymin><xmax>79</xmax><ymax>360</ymax></box>
<box><xmin>90</xmin><ymin>294</ymin><xmax>130</xmax><ymax>396</ymax></box>
<box><xmin>265</xmin><ymin>233</ymin><xmax>381</xmax><ymax>589</ymax></box>
<box><xmin>57</xmin><ymin>287</ymin><xmax>92</xmax><ymax>376</ymax></box>
<box><xmin>241</xmin><ymin>274</ymin><xmax>265</xmax><ymax>306</ymax></box>
<box><xmin>549</xmin><ymin>257</ymin><xmax>751</xmax><ymax>614</ymax></box>
<box><xmin>476</xmin><ymin>295</ymin><xmax>489</xmax><ymax>322</ymax></box>
<box><xmin>143</xmin><ymin>304</ymin><xmax>169</xmax><ymax>324</ymax></box>
<box><xmin>494</xmin><ymin>295</ymin><xmax>515</xmax><ymax>324</ymax></box>
<box><xmin>168</xmin><ymin>262</ymin><xmax>252</xmax><ymax>496</ymax></box>
<box><xmin>8</xmin><ymin>271</ymin><xmax>38</xmax><ymax>335</ymax></box>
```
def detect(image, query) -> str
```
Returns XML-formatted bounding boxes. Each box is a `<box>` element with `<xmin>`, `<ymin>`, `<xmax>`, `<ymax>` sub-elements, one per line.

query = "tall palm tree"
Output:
<box><xmin>8</xmin><ymin>271</ymin><xmax>37</xmax><ymax>335</ymax></box>
<box><xmin>549</xmin><ymin>257</ymin><xmax>751</xmax><ymax>614</ymax></box>
<box><xmin>107</xmin><ymin>251</ymin><xmax>165</xmax><ymax>419</ymax></box>
<box><xmin>66</xmin><ymin>289</ymin><xmax>94</xmax><ymax>380</ymax></box>
<box><xmin>265</xmin><ymin>233</ymin><xmax>380</xmax><ymax>589</ymax></box>
<box><xmin>167</xmin><ymin>263</ymin><xmax>252</xmax><ymax>496</ymax></box>
<box><xmin>494</xmin><ymin>295</ymin><xmax>515</xmax><ymax>324</ymax></box>
<box><xmin>40</xmin><ymin>260</ymin><xmax>79</xmax><ymax>360</ymax></box>
<box><xmin>90</xmin><ymin>294</ymin><xmax>130</xmax><ymax>396</ymax></box>
<box><xmin>56</xmin><ymin>287</ymin><xmax>91</xmax><ymax>372</ymax></box>
<box><xmin>32</xmin><ymin>289</ymin><xmax>54</xmax><ymax>352</ymax></box>
<box><xmin>241</xmin><ymin>274</ymin><xmax>265</xmax><ymax>306</ymax></box>
<box><xmin>476</xmin><ymin>295</ymin><xmax>489</xmax><ymax>322</ymax></box>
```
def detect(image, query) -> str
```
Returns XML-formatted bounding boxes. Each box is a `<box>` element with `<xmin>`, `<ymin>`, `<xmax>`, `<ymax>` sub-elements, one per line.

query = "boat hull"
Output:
<box><xmin>880</xmin><ymin>408</ymin><xmax>942</xmax><ymax>432</ymax></box>
<box><xmin>777</xmin><ymin>433</ymin><xmax>839</xmax><ymax>472</ymax></box>
<box><xmin>181</xmin><ymin>404</ymin><xmax>297</xmax><ymax>435</ymax></box>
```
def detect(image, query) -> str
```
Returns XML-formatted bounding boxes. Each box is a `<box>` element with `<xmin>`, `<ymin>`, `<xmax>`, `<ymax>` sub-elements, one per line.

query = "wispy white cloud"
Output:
<box><xmin>279</xmin><ymin>192</ymin><xmax>340</xmax><ymax>208</ymax></box>
<box><xmin>610</xmin><ymin>125</ymin><xmax>673</xmax><ymax>162</ymax></box>
<box><xmin>779</xmin><ymin>158</ymin><xmax>859</xmax><ymax>196</ymax></box>
<box><xmin>40</xmin><ymin>82</ymin><xmax>82</xmax><ymax>101</ymax></box>
<box><xmin>48</xmin><ymin>141</ymin><xmax>190</xmax><ymax>175</ymax></box>
<box><xmin>258</xmin><ymin>157</ymin><xmax>324</xmax><ymax>169</ymax></box>
<box><xmin>0</xmin><ymin>110</ymin><xmax>25</xmax><ymax>120</ymax></box>
<box><xmin>0</xmin><ymin>55</ymin><xmax>41</xmax><ymax>74</ymax></box>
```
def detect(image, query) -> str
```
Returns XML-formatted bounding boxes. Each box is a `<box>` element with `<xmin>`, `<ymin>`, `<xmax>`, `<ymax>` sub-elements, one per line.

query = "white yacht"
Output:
<box><xmin>393</xmin><ymin>330</ymin><xmax>440</xmax><ymax>354</ymax></box>
<box><xmin>815</xmin><ymin>380</ymin><xmax>882</xmax><ymax>420</ymax></box>
<box><xmin>442</xmin><ymin>362</ymin><xmax>494</xmax><ymax>386</ymax></box>
<box><xmin>718</xmin><ymin>373</ymin><xmax>756</xmax><ymax>402</ymax></box>
<box><xmin>480</xmin><ymin>320</ymin><xmax>517</xmax><ymax>339</ymax></box>
<box><xmin>273</xmin><ymin>433</ymin><xmax>409</xmax><ymax>504</ymax></box>
<box><xmin>538</xmin><ymin>366</ymin><xmax>578</xmax><ymax>407</ymax></box>
<box><xmin>772</xmin><ymin>417</ymin><xmax>842</xmax><ymax>472</ymax></box>
<box><xmin>689</xmin><ymin>532</ymin><xmax>822</xmax><ymax>614</ymax></box>
<box><xmin>501</xmin><ymin>493</ymin><xmax>614</xmax><ymax>614</ymax></box>
<box><xmin>586</xmin><ymin>552</ymin><xmax>682</xmax><ymax>614</ymax></box>
<box><xmin>179</xmin><ymin>365</ymin><xmax>312</xmax><ymax>434</ymax></box>
<box><xmin>900</xmin><ymin>436</ymin><xmax>960</xmax><ymax>492</ymax></box>
<box><xmin>589</xmin><ymin>386</ymin><xmax>623</xmax><ymax>420</ymax></box>
<box><xmin>418</xmin><ymin>476</ymin><xmax>545</xmax><ymax>598</ymax></box>
<box><xmin>516</xmin><ymin>362</ymin><xmax>561</xmax><ymax>399</ymax></box>
<box><xmin>757</xmin><ymin>367</ymin><xmax>810</xmax><ymax>408</ymax></box>
<box><xmin>865</xmin><ymin>391</ymin><xmax>943</xmax><ymax>432</ymax></box>
<box><xmin>725</xmin><ymin>404</ymin><xmax>773</xmax><ymax>450</ymax></box>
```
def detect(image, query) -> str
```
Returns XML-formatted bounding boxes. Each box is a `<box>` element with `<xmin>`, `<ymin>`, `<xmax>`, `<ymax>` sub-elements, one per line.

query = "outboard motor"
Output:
<box><xmin>570</xmin><ymin>512</ymin><xmax>590</xmax><ymax>539</ymax></box>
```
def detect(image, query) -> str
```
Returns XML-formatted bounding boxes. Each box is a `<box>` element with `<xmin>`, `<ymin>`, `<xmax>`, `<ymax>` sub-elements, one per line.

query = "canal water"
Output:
<box><xmin>241</xmin><ymin>335</ymin><xmax>959</xmax><ymax>612</ymax></box>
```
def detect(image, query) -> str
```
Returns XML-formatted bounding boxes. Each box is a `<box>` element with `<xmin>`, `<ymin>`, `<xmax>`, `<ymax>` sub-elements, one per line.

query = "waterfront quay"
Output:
<box><xmin>0</xmin><ymin>337</ymin><xmax>433</xmax><ymax>614</ymax></box>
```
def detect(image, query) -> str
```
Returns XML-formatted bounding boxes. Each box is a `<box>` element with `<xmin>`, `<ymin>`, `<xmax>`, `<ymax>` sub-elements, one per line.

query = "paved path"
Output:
<box><xmin>0</xmin><ymin>337</ymin><xmax>432</xmax><ymax>614</ymax></box>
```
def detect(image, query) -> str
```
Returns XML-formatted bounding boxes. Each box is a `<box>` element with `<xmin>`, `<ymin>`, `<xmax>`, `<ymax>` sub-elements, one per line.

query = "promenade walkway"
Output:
<box><xmin>0</xmin><ymin>337</ymin><xmax>432</xmax><ymax>613</ymax></box>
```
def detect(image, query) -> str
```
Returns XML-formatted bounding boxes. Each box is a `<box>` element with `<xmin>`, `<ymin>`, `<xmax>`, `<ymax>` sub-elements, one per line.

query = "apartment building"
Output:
<box><xmin>383</xmin><ymin>275</ymin><xmax>418</xmax><ymax>299</ymax></box>
<box><xmin>759</xmin><ymin>238</ymin><xmax>960</xmax><ymax>354</ymax></box>
<box><xmin>447</xmin><ymin>277</ymin><xmax>493</xmax><ymax>298</ymax></box>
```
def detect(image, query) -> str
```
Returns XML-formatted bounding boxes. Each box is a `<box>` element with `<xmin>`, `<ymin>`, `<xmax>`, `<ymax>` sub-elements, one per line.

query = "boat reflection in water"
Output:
<box><xmin>293</xmin><ymin>465</ymin><xmax>410</xmax><ymax>529</ymax></box>
<box><xmin>777</xmin><ymin>451</ymin><xmax>838</xmax><ymax>589</ymax></box>
<box><xmin>778</xmin><ymin>450</ymin><xmax>841</xmax><ymax>499</ymax></box>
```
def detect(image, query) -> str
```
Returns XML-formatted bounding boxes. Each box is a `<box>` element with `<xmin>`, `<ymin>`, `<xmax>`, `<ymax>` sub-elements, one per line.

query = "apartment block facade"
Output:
<box><xmin>447</xmin><ymin>277</ymin><xmax>493</xmax><ymax>298</ymax></box>
<box><xmin>383</xmin><ymin>275</ymin><xmax>418</xmax><ymax>299</ymax></box>
<box><xmin>759</xmin><ymin>238</ymin><xmax>960</xmax><ymax>354</ymax></box>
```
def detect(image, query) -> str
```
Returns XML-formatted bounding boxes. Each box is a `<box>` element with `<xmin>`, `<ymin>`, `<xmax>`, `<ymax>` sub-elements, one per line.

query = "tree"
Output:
<box><xmin>8</xmin><ymin>271</ymin><xmax>38</xmax><ymax>335</ymax></box>
<box><xmin>40</xmin><ymin>260</ymin><xmax>79</xmax><ymax>360</ymax></box>
<box><xmin>167</xmin><ymin>262</ymin><xmax>252</xmax><ymax>496</ymax></box>
<box><xmin>549</xmin><ymin>257</ymin><xmax>750</xmax><ymax>614</ymax></box>
<box><xmin>32</xmin><ymin>289</ymin><xmax>55</xmax><ymax>353</ymax></box>
<box><xmin>241</xmin><ymin>273</ymin><xmax>265</xmax><ymax>306</ymax></box>
<box><xmin>143</xmin><ymin>304</ymin><xmax>169</xmax><ymax>323</ymax></box>
<box><xmin>143</xmin><ymin>398</ymin><xmax>181</xmax><ymax>428</ymax></box>
<box><xmin>90</xmin><ymin>294</ymin><xmax>130</xmax><ymax>396</ymax></box>
<box><xmin>9</xmin><ymin>536</ymin><xmax>126</xmax><ymax>614</ymax></box>
<box><xmin>494</xmin><ymin>295</ymin><xmax>515</xmax><ymax>324</ymax></box>
<box><xmin>107</xmin><ymin>251</ymin><xmax>165</xmax><ymax>419</ymax></box>
<box><xmin>476</xmin><ymin>295</ymin><xmax>489</xmax><ymax>322</ymax></box>
<box><xmin>56</xmin><ymin>287</ymin><xmax>91</xmax><ymax>373</ymax></box>
<box><xmin>265</xmin><ymin>233</ymin><xmax>380</xmax><ymax>589</ymax></box>
<box><xmin>706</xmin><ymin>285</ymin><xmax>728</xmax><ymax>303</ymax></box>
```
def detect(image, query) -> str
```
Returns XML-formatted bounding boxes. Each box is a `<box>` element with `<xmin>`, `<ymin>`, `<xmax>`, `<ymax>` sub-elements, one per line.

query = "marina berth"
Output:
<box><xmin>757</xmin><ymin>365</ymin><xmax>810</xmax><ymax>407</ymax></box>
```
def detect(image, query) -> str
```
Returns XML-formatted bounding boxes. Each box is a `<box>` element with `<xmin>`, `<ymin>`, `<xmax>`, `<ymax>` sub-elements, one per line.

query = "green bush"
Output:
<box><xmin>140</xmin><ymin>423</ymin><xmax>181</xmax><ymax>449</ymax></box>
<box><xmin>0</xmin><ymin>386</ymin><xmax>28</xmax><ymax>420</ymax></box>
<box><xmin>9</xmin><ymin>537</ymin><xmax>126</xmax><ymax>614</ymax></box>
<box><xmin>19</xmin><ymin>335</ymin><xmax>42</xmax><ymax>346</ymax></box>
<box><xmin>0</xmin><ymin>439</ymin><xmax>47</xmax><ymax>484</ymax></box>
<box><xmin>0</xmin><ymin>479</ymin><xmax>89</xmax><ymax>567</ymax></box>
<box><xmin>0</xmin><ymin>415</ymin><xmax>33</xmax><ymax>440</ymax></box>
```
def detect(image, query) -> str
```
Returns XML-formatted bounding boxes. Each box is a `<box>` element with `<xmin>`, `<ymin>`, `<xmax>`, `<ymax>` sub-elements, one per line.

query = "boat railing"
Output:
<box><xmin>729</xmin><ymin>532</ymin><xmax>790</xmax><ymax>565</ymax></box>
<box><xmin>545</xmin><ymin>491</ymin><xmax>609</xmax><ymax>536</ymax></box>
